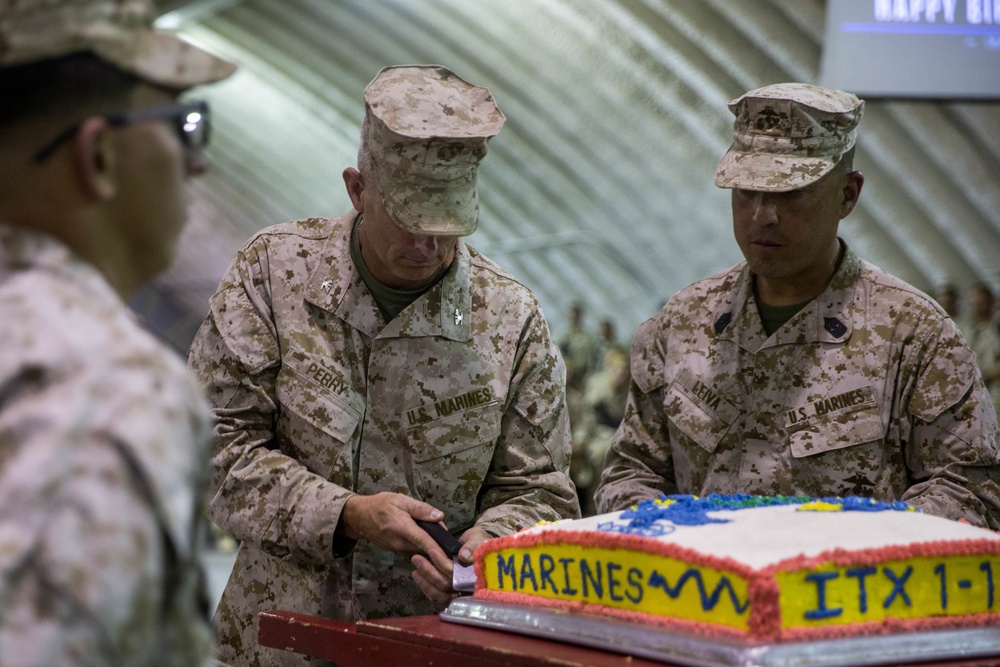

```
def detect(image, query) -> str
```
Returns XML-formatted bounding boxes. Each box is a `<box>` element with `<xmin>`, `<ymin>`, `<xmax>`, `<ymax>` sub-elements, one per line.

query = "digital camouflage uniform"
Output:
<box><xmin>0</xmin><ymin>226</ymin><xmax>215</xmax><ymax>666</ymax></box>
<box><xmin>188</xmin><ymin>212</ymin><xmax>579</xmax><ymax>667</ymax></box>
<box><xmin>595</xmin><ymin>242</ymin><xmax>1000</xmax><ymax>527</ymax></box>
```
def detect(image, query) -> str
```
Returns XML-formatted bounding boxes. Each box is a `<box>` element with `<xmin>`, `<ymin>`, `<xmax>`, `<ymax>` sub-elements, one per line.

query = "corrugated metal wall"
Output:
<box><xmin>137</xmin><ymin>0</ymin><xmax>1000</xmax><ymax>351</ymax></box>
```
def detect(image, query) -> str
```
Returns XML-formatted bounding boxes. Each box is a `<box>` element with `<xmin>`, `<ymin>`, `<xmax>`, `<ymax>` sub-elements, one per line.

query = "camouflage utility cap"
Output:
<box><xmin>715</xmin><ymin>82</ymin><xmax>864</xmax><ymax>192</ymax></box>
<box><xmin>0</xmin><ymin>0</ymin><xmax>236</xmax><ymax>89</ymax></box>
<box><xmin>364</xmin><ymin>64</ymin><xmax>506</xmax><ymax>236</ymax></box>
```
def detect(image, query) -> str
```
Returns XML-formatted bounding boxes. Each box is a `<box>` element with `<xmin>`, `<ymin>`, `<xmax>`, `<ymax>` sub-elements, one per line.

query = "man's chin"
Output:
<box><xmin>387</xmin><ymin>267</ymin><xmax>441</xmax><ymax>290</ymax></box>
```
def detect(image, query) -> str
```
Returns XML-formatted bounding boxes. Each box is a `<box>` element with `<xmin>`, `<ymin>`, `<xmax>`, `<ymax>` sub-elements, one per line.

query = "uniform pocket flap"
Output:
<box><xmin>406</xmin><ymin>400</ymin><xmax>501</xmax><ymax>463</ymax></box>
<box><xmin>664</xmin><ymin>370</ymin><xmax>738</xmax><ymax>454</ymax></box>
<box><xmin>277</xmin><ymin>349</ymin><xmax>362</xmax><ymax>442</ymax></box>
<box><xmin>786</xmin><ymin>387</ymin><xmax>883</xmax><ymax>458</ymax></box>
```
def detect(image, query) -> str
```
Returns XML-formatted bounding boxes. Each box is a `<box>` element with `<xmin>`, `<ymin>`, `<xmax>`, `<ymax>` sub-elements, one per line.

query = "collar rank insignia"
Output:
<box><xmin>824</xmin><ymin>317</ymin><xmax>847</xmax><ymax>337</ymax></box>
<box><xmin>714</xmin><ymin>312</ymin><xmax>732</xmax><ymax>334</ymax></box>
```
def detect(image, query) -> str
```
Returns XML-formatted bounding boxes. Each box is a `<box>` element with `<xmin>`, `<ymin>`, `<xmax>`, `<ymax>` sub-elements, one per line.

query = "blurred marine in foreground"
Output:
<box><xmin>0</xmin><ymin>0</ymin><xmax>235</xmax><ymax>664</ymax></box>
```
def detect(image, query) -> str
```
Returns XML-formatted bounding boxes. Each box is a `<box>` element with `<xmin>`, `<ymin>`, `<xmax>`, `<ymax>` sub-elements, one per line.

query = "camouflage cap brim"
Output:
<box><xmin>93</xmin><ymin>29</ymin><xmax>236</xmax><ymax>90</ymax></box>
<box><xmin>714</xmin><ymin>82</ymin><xmax>863</xmax><ymax>193</ymax></box>
<box><xmin>371</xmin><ymin>156</ymin><xmax>479</xmax><ymax>236</ymax></box>
<box><xmin>715</xmin><ymin>149</ymin><xmax>837</xmax><ymax>192</ymax></box>
<box><xmin>0</xmin><ymin>0</ymin><xmax>235</xmax><ymax>89</ymax></box>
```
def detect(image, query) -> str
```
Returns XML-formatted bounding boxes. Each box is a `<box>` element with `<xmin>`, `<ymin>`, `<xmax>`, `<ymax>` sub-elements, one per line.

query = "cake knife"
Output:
<box><xmin>415</xmin><ymin>519</ymin><xmax>476</xmax><ymax>593</ymax></box>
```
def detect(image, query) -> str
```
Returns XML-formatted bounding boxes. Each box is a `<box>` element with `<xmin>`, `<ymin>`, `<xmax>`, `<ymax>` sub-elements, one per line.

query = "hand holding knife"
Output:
<box><xmin>415</xmin><ymin>519</ymin><xmax>476</xmax><ymax>592</ymax></box>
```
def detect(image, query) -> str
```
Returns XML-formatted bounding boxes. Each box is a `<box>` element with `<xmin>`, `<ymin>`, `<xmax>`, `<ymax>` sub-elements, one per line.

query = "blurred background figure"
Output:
<box><xmin>934</xmin><ymin>282</ymin><xmax>961</xmax><ymax>319</ymax></box>
<box><xmin>958</xmin><ymin>282</ymin><xmax>1000</xmax><ymax>418</ymax></box>
<box><xmin>558</xmin><ymin>302</ymin><xmax>598</xmax><ymax>394</ymax></box>
<box><xmin>571</xmin><ymin>346</ymin><xmax>631</xmax><ymax>515</ymax></box>
<box><xmin>592</xmin><ymin>317</ymin><xmax>630</xmax><ymax>374</ymax></box>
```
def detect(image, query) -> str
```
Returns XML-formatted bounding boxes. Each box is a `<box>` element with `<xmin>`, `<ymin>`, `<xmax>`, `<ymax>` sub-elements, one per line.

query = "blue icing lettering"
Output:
<box><xmin>846</xmin><ymin>566</ymin><xmax>877</xmax><ymax>613</ymax></box>
<box><xmin>538</xmin><ymin>554</ymin><xmax>557</xmax><ymax>592</ymax></box>
<box><xmin>580</xmin><ymin>559</ymin><xmax>603</xmax><ymax>598</ymax></box>
<box><xmin>519</xmin><ymin>553</ymin><xmax>538</xmax><ymax>591</ymax></box>
<box><xmin>626</xmin><ymin>567</ymin><xmax>644</xmax><ymax>603</ymax></box>
<box><xmin>497</xmin><ymin>554</ymin><xmax>517</xmax><ymax>590</ymax></box>
<box><xmin>804</xmin><ymin>572</ymin><xmax>843</xmax><ymax>620</ymax></box>
<box><xmin>559</xmin><ymin>557</ymin><xmax>578</xmax><ymax>595</ymax></box>
<box><xmin>516</xmin><ymin>553</ymin><xmax>639</xmax><ymax>604</ymax></box>
<box><xmin>981</xmin><ymin>561</ymin><xmax>995</xmax><ymax>609</ymax></box>
<box><xmin>935</xmin><ymin>563</ymin><xmax>948</xmax><ymax>610</ymax></box>
<box><xmin>882</xmin><ymin>565</ymin><xmax>913</xmax><ymax>609</ymax></box>
<box><xmin>607</xmin><ymin>562</ymin><xmax>624</xmax><ymax>602</ymax></box>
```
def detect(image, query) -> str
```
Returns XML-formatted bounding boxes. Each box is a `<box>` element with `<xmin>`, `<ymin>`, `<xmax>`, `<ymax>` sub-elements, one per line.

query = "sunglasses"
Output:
<box><xmin>33</xmin><ymin>99</ymin><xmax>211</xmax><ymax>164</ymax></box>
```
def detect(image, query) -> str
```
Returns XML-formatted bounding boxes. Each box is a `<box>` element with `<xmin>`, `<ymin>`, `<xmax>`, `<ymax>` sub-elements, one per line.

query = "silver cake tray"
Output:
<box><xmin>440</xmin><ymin>597</ymin><xmax>1000</xmax><ymax>667</ymax></box>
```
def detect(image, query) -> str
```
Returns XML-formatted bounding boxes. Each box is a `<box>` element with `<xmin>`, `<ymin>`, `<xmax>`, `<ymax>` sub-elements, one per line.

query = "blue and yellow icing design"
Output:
<box><xmin>478</xmin><ymin>494</ymin><xmax>1000</xmax><ymax>638</ymax></box>
<box><xmin>778</xmin><ymin>555</ymin><xmax>998</xmax><ymax>629</ymax></box>
<box><xmin>611</xmin><ymin>493</ymin><xmax>914</xmax><ymax>534</ymax></box>
<box><xmin>481</xmin><ymin>541</ymin><xmax>753</xmax><ymax>630</ymax></box>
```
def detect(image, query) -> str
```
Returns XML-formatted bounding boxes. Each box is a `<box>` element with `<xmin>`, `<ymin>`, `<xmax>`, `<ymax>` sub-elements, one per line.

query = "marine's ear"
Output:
<box><xmin>840</xmin><ymin>170</ymin><xmax>864</xmax><ymax>219</ymax></box>
<box><xmin>343</xmin><ymin>167</ymin><xmax>366</xmax><ymax>213</ymax></box>
<box><xmin>71</xmin><ymin>117</ymin><xmax>117</xmax><ymax>202</ymax></box>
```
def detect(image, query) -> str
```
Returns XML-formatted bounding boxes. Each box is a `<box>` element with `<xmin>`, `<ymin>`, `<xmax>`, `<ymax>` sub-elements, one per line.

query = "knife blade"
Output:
<box><xmin>415</xmin><ymin>519</ymin><xmax>476</xmax><ymax>593</ymax></box>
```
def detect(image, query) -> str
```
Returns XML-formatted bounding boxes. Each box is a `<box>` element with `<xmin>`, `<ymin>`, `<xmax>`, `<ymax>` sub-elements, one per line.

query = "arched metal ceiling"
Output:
<box><xmin>133</xmin><ymin>0</ymin><xmax>1000</xmax><ymax>353</ymax></box>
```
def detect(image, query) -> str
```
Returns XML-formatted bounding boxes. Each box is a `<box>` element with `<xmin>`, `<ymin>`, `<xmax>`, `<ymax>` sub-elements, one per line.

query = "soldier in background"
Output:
<box><xmin>933</xmin><ymin>282</ymin><xmax>961</xmax><ymax>319</ymax></box>
<box><xmin>591</xmin><ymin>317</ymin><xmax>629</xmax><ymax>374</ymax></box>
<box><xmin>596</xmin><ymin>83</ymin><xmax>1000</xmax><ymax>529</ymax></box>
<box><xmin>0</xmin><ymin>0</ymin><xmax>235</xmax><ymax>664</ymax></box>
<box><xmin>188</xmin><ymin>65</ymin><xmax>580</xmax><ymax>667</ymax></box>
<box><xmin>557</xmin><ymin>302</ymin><xmax>598</xmax><ymax>393</ymax></box>
<box><xmin>958</xmin><ymin>282</ymin><xmax>1000</xmax><ymax>419</ymax></box>
<box><xmin>572</xmin><ymin>346</ymin><xmax>631</xmax><ymax>515</ymax></box>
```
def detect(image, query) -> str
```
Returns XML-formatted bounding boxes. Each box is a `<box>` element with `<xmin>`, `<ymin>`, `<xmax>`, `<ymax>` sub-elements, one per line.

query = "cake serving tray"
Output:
<box><xmin>440</xmin><ymin>598</ymin><xmax>1000</xmax><ymax>667</ymax></box>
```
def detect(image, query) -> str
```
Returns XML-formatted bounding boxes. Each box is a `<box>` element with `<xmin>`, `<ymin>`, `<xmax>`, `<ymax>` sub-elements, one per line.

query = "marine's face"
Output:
<box><xmin>356</xmin><ymin>179</ymin><xmax>459</xmax><ymax>291</ymax></box>
<box><xmin>731</xmin><ymin>167</ymin><xmax>862</xmax><ymax>304</ymax></box>
<box><xmin>113</xmin><ymin>84</ymin><xmax>208</xmax><ymax>282</ymax></box>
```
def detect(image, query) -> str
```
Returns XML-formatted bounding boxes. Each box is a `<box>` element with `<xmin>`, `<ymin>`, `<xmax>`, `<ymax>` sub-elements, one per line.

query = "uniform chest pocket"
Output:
<box><xmin>785</xmin><ymin>388</ymin><xmax>884</xmax><ymax>459</ymax></box>
<box><xmin>406</xmin><ymin>402</ymin><xmax>501</xmax><ymax>525</ymax></box>
<box><xmin>275</xmin><ymin>357</ymin><xmax>362</xmax><ymax>481</ymax></box>
<box><xmin>664</xmin><ymin>372</ymin><xmax>739</xmax><ymax>454</ymax></box>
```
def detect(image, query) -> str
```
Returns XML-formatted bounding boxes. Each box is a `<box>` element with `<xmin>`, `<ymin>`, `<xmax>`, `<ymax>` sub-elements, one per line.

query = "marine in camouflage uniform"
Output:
<box><xmin>188</xmin><ymin>66</ymin><xmax>579</xmax><ymax>667</ymax></box>
<box><xmin>595</xmin><ymin>83</ymin><xmax>1000</xmax><ymax>528</ymax></box>
<box><xmin>0</xmin><ymin>1</ymin><xmax>236</xmax><ymax>664</ymax></box>
<box><xmin>0</xmin><ymin>227</ymin><xmax>216</xmax><ymax>666</ymax></box>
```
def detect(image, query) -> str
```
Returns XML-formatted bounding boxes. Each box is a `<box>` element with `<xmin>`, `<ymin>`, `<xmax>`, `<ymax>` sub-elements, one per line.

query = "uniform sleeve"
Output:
<box><xmin>187</xmin><ymin>249</ymin><xmax>352</xmax><ymax>564</ymax></box>
<box><xmin>0</xmin><ymin>362</ymin><xmax>214</xmax><ymax>666</ymax></box>
<box><xmin>900</xmin><ymin>319</ymin><xmax>1000</xmax><ymax>529</ymax></box>
<box><xmin>593</xmin><ymin>317</ymin><xmax>676</xmax><ymax>513</ymax></box>
<box><xmin>473</xmin><ymin>306</ymin><xmax>582</xmax><ymax>535</ymax></box>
